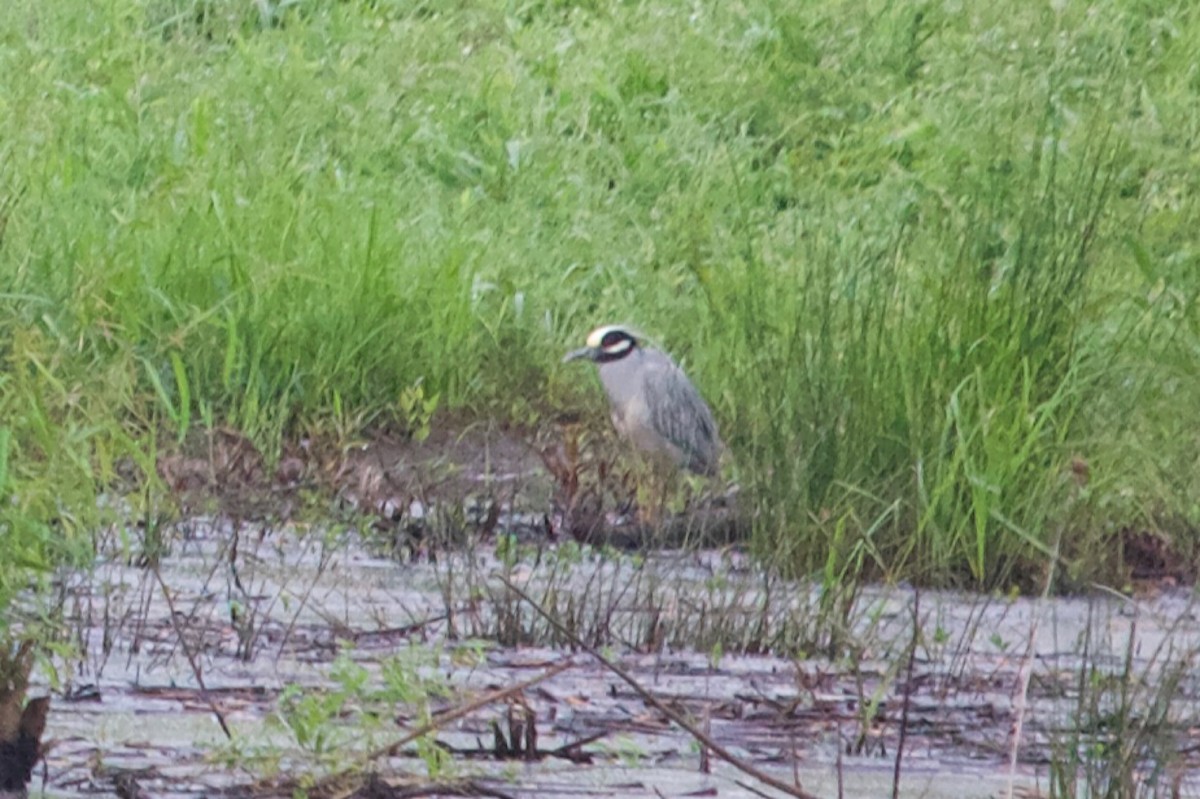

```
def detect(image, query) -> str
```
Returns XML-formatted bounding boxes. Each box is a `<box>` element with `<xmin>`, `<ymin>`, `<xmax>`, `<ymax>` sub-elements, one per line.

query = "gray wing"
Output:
<box><xmin>642</xmin><ymin>353</ymin><xmax>722</xmax><ymax>475</ymax></box>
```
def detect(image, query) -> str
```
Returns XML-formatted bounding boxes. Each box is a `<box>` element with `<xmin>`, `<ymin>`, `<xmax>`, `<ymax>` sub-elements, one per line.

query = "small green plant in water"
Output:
<box><xmin>272</xmin><ymin>646</ymin><xmax>450</xmax><ymax>775</ymax></box>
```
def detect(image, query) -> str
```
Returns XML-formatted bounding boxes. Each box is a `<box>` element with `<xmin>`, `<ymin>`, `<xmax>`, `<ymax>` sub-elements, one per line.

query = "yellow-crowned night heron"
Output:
<box><xmin>563</xmin><ymin>324</ymin><xmax>723</xmax><ymax>476</ymax></box>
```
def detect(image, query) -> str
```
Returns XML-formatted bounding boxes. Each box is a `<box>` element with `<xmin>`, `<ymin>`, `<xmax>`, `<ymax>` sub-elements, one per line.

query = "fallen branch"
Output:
<box><xmin>363</xmin><ymin>660</ymin><xmax>572</xmax><ymax>765</ymax></box>
<box><xmin>152</xmin><ymin>565</ymin><xmax>233</xmax><ymax>739</ymax></box>
<box><xmin>301</xmin><ymin>659</ymin><xmax>574</xmax><ymax>799</ymax></box>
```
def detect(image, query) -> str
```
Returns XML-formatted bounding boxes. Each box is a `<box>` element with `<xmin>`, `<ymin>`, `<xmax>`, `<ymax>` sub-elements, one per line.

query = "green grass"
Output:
<box><xmin>2</xmin><ymin>0</ymin><xmax>1199</xmax><ymax>593</ymax></box>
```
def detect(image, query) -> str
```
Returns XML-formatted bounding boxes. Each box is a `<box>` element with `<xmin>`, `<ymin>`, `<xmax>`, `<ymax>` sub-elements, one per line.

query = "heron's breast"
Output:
<box><xmin>610</xmin><ymin>391</ymin><xmax>648</xmax><ymax>436</ymax></box>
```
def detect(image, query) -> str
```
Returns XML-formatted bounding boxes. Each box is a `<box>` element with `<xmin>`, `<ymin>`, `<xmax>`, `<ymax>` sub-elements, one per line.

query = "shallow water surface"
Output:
<box><xmin>32</xmin><ymin>513</ymin><xmax>1200</xmax><ymax>798</ymax></box>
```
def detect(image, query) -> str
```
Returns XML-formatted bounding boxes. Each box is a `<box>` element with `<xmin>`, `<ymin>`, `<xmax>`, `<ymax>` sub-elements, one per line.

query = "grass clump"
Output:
<box><xmin>0</xmin><ymin>0</ymin><xmax>1198</xmax><ymax>589</ymax></box>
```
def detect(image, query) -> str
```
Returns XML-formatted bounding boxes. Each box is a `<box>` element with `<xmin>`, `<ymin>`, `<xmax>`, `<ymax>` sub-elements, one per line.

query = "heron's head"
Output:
<box><xmin>563</xmin><ymin>324</ymin><xmax>640</xmax><ymax>364</ymax></box>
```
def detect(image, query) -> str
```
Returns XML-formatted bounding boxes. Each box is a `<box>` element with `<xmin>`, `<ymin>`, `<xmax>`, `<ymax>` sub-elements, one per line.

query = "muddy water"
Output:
<box><xmin>33</xmin><ymin>514</ymin><xmax>1200</xmax><ymax>798</ymax></box>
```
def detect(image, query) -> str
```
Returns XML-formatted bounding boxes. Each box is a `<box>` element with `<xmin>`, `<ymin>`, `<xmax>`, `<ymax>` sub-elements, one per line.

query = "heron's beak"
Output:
<box><xmin>563</xmin><ymin>346</ymin><xmax>598</xmax><ymax>364</ymax></box>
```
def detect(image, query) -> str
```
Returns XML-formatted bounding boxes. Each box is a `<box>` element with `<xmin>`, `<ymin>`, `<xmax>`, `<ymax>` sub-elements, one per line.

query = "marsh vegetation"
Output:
<box><xmin>2</xmin><ymin>0</ymin><xmax>1200</xmax><ymax>795</ymax></box>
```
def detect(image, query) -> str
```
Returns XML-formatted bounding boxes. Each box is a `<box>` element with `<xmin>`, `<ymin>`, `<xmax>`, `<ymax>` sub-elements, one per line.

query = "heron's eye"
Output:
<box><xmin>600</xmin><ymin>330</ymin><xmax>633</xmax><ymax>350</ymax></box>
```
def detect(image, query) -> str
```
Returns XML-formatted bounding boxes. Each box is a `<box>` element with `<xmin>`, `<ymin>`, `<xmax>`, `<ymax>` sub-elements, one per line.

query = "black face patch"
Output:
<box><xmin>597</xmin><ymin>330</ymin><xmax>636</xmax><ymax>362</ymax></box>
<box><xmin>599</xmin><ymin>330</ymin><xmax>630</xmax><ymax>349</ymax></box>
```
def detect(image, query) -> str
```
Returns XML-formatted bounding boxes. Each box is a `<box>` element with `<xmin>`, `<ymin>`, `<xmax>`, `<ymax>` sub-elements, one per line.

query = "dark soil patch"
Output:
<box><xmin>153</xmin><ymin>420</ymin><xmax>747</xmax><ymax>554</ymax></box>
